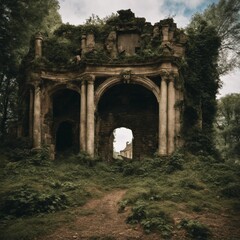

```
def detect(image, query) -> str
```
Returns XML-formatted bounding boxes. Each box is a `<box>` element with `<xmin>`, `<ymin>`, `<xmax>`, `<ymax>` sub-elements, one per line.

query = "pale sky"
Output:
<box><xmin>113</xmin><ymin>128</ymin><xmax>133</xmax><ymax>152</ymax></box>
<box><xmin>58</xmin><ymin>0</ymin><xmax>240</xmax><ymax>151</ymax></box>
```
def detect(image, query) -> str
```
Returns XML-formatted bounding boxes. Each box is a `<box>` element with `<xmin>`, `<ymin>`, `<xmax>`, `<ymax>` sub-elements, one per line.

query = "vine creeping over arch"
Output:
<box><xmin>95</xmin><ymin>76</ymin><xmax>160</xmax><ymax>107</ymax></box>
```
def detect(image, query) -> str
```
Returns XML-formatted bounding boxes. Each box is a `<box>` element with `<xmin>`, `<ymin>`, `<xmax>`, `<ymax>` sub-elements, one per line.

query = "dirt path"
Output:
<box><xmin>39</xmin><ymin>190</ymin><xmax>240</xmax><ymax>240</ymax></box>
<box><xmin>41</xmin><ymin>190</ymin><xmax>159</xmax><ymax>240</ymax></box>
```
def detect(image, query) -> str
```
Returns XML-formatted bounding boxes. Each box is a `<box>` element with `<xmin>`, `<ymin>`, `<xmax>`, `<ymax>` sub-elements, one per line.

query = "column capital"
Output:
<box><xmin>34</xmin><ymin>83</ymin><xmax>41</xmax><ymax>91</ymax></box>
<box><xmin>159</xmin><ymin>69</ymin><xmax>179</xmax><ymax>81</ymax></box>
<box><xmin>81</xmin><ymin>80</ymin><xmax>86</xmax><ymax>86</ymax></box>
<box><xmin>81</xmin><ymin>74</ymin><xmax>95</xmax><ymax>84</ymax></box>
<box><xmin>35</xmin><ymin>31</ymin><xmax>43</xmax><ymax>41</ymax></box>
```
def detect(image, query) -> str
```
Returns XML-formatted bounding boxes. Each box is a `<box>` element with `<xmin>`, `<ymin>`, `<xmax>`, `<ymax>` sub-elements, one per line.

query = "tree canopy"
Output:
<box><xmin>215</xmin><ymin>94</ymin><xmax>240</xmax><ymax>160</ymax></box>
<box><xmin>189</xmin><ymin>0</ymin><xmax>240</xmax><ymax>75</ymax></box>
<box><xmin>0</xmin><ymin>0</ymin><xmax>62</xmax><ymax>138</ymax></box>
<box><xmin>182</xmin><ymin>19</ymin><xmax>221</xmax><ymax>156</ymax></box>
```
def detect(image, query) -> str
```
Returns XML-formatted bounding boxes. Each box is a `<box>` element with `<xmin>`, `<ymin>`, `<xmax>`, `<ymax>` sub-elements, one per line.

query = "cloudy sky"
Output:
<box><xmin>58</xmin><ymin>0</ymin><xmax>240</xmax><ymax>151</ymax></box>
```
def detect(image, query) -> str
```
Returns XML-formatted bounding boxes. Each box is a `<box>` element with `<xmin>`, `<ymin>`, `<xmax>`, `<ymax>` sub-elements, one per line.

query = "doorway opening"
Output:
<box><xmin>52</xmin><ymin>89</ymin><xmax>80</xmax><ymax>153</ymax></box>
<box><xmin>113</xmin><ymin>127</ymin><xmax>133</xmax><ymax>159</ymax></box>
<box><xmin>56</xmin><ymin>121</ymin><xmax>73</xmax><ymax>152</ymax></box>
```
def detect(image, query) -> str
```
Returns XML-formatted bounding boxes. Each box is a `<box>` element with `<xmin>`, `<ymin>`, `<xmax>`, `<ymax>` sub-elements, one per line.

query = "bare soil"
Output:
<box><xmin>40</xmin><ymin>190</ymin><xmax>240</xmax><ymax>240</ymax></box>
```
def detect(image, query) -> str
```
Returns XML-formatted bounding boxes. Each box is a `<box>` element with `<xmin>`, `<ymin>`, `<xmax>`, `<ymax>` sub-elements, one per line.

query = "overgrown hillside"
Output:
<box><xmin>0</xmin><ymin>146</ymin><xmax>239</xmax><ymax>239</ymax></box>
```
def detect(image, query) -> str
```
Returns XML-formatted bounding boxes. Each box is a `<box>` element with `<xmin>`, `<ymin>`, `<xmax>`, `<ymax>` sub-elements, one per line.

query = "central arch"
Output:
<box><xmin>95</xmin><ymin>76</ymin><xmax>160</xmax><ymax>107</ymax></box>
<box><xmin>96</xmin><ymin>81</ymin><xmax>159</xmax><ymax>160</ymax></box>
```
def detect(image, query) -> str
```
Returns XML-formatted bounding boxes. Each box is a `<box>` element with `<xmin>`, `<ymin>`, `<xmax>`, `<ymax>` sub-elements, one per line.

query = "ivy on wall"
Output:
<box><xmin>25</xmin><ymin>10</ymin><xmax>185</xmax><ymax>68</ymax></box>
<box><xmin>182</xmin><ymin>19</ymin><xmax>221</xmax><ymax>155</ymax></box>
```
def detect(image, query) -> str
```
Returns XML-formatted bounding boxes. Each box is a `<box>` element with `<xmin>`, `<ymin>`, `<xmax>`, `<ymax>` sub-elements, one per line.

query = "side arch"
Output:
<box><xmin>95</xmin><ymin>76</ymin><xmax>160</xmax><ymax>107</ymax></box>
<box><xmin>48</xmin><ymin>83</ymin><xmax>80</xmax><ymax>97</ymax></box>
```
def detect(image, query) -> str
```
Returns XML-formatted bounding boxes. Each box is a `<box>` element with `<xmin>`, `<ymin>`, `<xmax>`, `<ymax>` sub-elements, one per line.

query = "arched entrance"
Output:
<box><xmin>96</xmin><ymin>83</ymin><xmax>158</xmax><ymax>160</ymax></box>
<box><xmin>52</xmin><ymin>89</ymin><xmax>80</xmax><ymax>153</ymax></box>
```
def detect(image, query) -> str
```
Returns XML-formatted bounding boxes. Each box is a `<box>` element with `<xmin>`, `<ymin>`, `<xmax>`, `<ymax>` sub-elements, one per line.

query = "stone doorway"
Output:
<box><xmin>56</xmin><ymin>121</ymin><xmax>73</xmax><ymax>152</ymax></box>
<box><xmin>96</xmin><ymin>83</ymin><xmax>158</xmax><ymax>160</ymax></box>
<box><xmin>52</xmin><ymin>89</ymin><xmax>80</xmax><ymax>153</ymax></box>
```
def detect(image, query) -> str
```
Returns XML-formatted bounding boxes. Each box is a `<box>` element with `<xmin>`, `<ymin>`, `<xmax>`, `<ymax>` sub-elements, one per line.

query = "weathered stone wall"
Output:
<box><xmin>96</xmin><ymin>84</ymin><xmax>158</xmax><ymax>160</ymax></box>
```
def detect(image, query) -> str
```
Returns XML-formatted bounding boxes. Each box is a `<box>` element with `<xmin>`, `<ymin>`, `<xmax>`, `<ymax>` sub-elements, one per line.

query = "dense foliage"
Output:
<box><xmin>183</xmin><ymin>19</ymin><xmax>221</xmax><ymax>155</ymax></box>
<box><xmin>27</xmin><ymin>10</ymin><xmax>185</xmax><ymax>68</ymax></box>
<box><xmin>215</xmin><ymin>94</ymin><xmax>240</xmax><ymax>161</ymax></box>
<box><xmin>0</xmin><ymin>0</ymin><xmax>61</xmax><ymax>138</ymax></box>
<box><xmin>189</xmin><ymin>0</ymin><xmax>240</xmax><ymax>75</ymax></box>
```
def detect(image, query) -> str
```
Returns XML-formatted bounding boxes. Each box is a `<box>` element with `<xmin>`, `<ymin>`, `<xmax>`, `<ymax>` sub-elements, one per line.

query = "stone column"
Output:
<box><xmin>86</xmin><ymin>77</ymin><xmax>95</xmax><ymax>156</ymax></box>
<box><xmin>29</xmin><ymin>88</ymin><xmax>34</xmax><ymax>139</ymax></box>
<box><xmin>80</xmin><ymin>81</ymin><xmax>87</xmax><ymax>151</ymax></box>
<box><xmin>168</xmin><ymin>78</ymin><xmax>176</xmax><ymax>154</ymax></box>
<box><xmin>35</xmin><ymin>32</ymin><xmax>43</xmax><ymax>58</ymax></box>
<box><xmin>175</xmin><ymin>89</ymin><xmax>180</xmax><ymax>147</ymax></box>
<box><xmin>81</xmin><ymin>34</ymin><xmax>87</xmax><ymax>55</ymax></box>
<box><xmin>33</xmin><ymin>85</ymin><xmax>41</xmax><ymax>148</ymax></box>
<box><xmin>159</xmin><ymin>77</ymin><xmax>167</xmax><ymax>155</ymax></box>
<box><xmin>162</xmin><ymin>25</ymin><xmax>169</xmax><ymax>42</ymax></box>
<box><xmin>86</xmin><ymin>33</ymin><xmax>95</xmax><ymax>52</ymax></box>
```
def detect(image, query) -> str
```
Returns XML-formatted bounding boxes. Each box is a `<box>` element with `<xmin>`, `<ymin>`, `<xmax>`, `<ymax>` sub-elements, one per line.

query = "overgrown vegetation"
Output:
<box><xmin>215</xmin><ymin>93</ymin><xmax>240</xmax><ymax>162</ymax></box>
<box><xmin>0</xmin><ymin>0</ymin><xmax>62</xmax><ymax>139</ymax></box>
<box><xmin>179</xmin><ymin>219</ymin><xmax>211</xmax><ymax>239</ymax></box>
<box><xmin>182</xmin><ymin>19</ymin><xmax>221</xmax><ymax>155</ymax></box>
<box><xmin>24</xmin><ymin>9</ymin><xmax>182</xmax><ymax>69</ymax></box>
<box><xmin>0</xmin><ymin>143</ymin><xmax>239</xmax><ymax>239</ymax></box>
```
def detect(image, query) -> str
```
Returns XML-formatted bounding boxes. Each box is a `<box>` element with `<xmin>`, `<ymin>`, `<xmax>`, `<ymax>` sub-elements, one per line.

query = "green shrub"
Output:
<box><xmin>126</xmin><ymin>201</ymin><xmax>173</xmax><ymax>238</ymax></box>
<box><xmin>7</xmin><ymin>148</ymin><xmax>31</xmax><ymax>162</ymax></box>
<box><xmin>165</xmin><ymin>152</ymin><xmax>184</xmax><ymax>173</ymax></box>
<box><xmin>1</xmin><ymin>137</ymin><xmax>31</xmax><ymax>150</ymax></box>
<box><xmin>180</xmin><ymin>179</ymin><xmax>204</xmax><ymax>190</ymax></box>
<box><xmin>184</xmin><ymin>130</ymin><xmax>218</xmax><ymax>158</ymax></box>
<box><xmin>6</xmin><ymin>145</ymin><xmax>50</xmax><ymax>166</ymax></box>
<box><xmin>141</xmin><ymin>217</ymin><xmax>173</xmax><ymax>238</ymax></box>
<box><xmin>126</xmin><ymin>201</ymin><xmax>147</xmax><ymax>224</ymax></box>
<box><xmin>1</xmin><ymin>186</ymin><xmax>68</xmax><ymax>217</ymax></box>
<box><xmin>27</xmin><ymin>147</ymin><xmax>50</xmax><ymax>166</ymax></box>
<box><xmin>220</xmin><ymin>183</ymin><xmax>240</xmax><ymax>198</ymax></box>
<box><xmin>179</xmin><ymin>219</ymin><xmax>211</xmax><ymax>239</ymax></box>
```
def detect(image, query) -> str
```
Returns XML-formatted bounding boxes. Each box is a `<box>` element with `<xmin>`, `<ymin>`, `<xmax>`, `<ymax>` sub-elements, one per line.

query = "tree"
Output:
<box><xmin>189</xmin><ymin>0</ymin><xmax>240</xmax><ymax>75</ymax></box>
<box><xmin>182</xmin><ymin>19</ymin><xmax>221</xmax><ymax>155</ymax></box>
<box><xmin>0</xmin><ymin>0</ymin><xmax>62</xmax><ymax>138</ymax></box>
<box><xmin>215</xmin><ymin>94</ymin><xmax>240</xmax><ymax>160</ymax></box>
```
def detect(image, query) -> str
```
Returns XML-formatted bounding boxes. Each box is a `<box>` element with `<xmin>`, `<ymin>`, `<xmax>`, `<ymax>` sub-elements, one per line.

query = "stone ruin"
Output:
<box><xmin>18</xmin><ymin>10</ymin><xmax>187</xmax><ymax>160</ymax></box>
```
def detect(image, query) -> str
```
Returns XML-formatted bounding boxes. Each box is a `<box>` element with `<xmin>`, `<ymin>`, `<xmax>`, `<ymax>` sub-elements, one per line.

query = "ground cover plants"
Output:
<box><xmin>0</xmin><ymin>146</ymin><xmax>240</xmax><ymax>239</ymax></box>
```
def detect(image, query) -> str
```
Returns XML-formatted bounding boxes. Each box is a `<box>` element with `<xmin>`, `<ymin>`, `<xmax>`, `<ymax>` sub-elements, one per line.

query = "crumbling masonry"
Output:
<box><xmin>19</xmin><ymin>10</ymin><xmax>187</xmax><ymax>160</ymax></box>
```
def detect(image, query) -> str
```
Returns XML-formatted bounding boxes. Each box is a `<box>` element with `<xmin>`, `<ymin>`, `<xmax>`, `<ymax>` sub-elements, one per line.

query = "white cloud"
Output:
<box><xmin>218</xmin><ymin>70</ymin><xmax>240</xmax><ymax>98</ymax></box>
<box><xmin>59</xmin><ymin>0</ymin><xmax>203</xmax><ymax>28</ymax></box>
<box><xmin>59</xmin><ymin>0</ymin><xmax>165</xmax><ymax>25</ymax></box>
<box><xmin>113</xmin><ymin>128</ymin><xmax>133</xmax><ymax>152</ymax></box>
<box><xmin>165</xmin><ymin>7</ymin><xmax>190</xmax><ymax>28</ymax></box>
<box><xmin>169</xmin><ymin>0</ymin><xmax>205</xmax><ymax>9</ymax></box>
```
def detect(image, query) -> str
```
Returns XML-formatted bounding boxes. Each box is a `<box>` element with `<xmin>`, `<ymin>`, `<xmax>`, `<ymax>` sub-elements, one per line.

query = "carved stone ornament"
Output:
<box><xmin>159</xmin><ymin>69</ymin><xmax>173</xmax><ymax>78</ymax></box>
<box><xmin>120</xmin><ymin>70</ymin><xmax>132</xmax><ymax>84</ymax></box>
